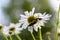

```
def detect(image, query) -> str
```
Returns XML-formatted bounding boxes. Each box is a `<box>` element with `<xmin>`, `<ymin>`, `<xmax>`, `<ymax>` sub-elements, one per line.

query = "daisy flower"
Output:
<box><xmin>2</xmin><ymin>26</ymin><xmax>9</xmax><ymax>36</ymax></box>
<box><xmin>28</xmin><ymin>13</ymin><xmax>51</xmax><ymax>32</ymax></box>
<box><xmin>0</xmin><ymin>24</ymin><xmax>6</xmax><ymax>32</ymax></box>
<box><xmin>2</xmin><ymin>23</ymin><xmax>22</xmax><ymax>36</ymax></box>
<box><xmin>0</xmin><ymin>24</ymin><xmax>3</xmax><ymax>31</ymax></box>
<box><xmin>0</xmin><ymin>24</ymin><xmax>9</xmax><ymax>40</ymax></box>
<box><xmin>19</xmin><ymin>7</ymin><xmax>35</xmax><ymax>29</ymax></box>
<box><xmin>19</xmin><ymin>7</ymin><xmax>51</xmax><ymax>33</ymax></box>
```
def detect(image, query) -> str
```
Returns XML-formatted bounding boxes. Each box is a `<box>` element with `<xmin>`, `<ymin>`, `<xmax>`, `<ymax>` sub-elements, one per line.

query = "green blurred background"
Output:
<box><xmin>0</xmin><ymin>0</ymin><xmax>59</xmax><ymax>40</ymax></box>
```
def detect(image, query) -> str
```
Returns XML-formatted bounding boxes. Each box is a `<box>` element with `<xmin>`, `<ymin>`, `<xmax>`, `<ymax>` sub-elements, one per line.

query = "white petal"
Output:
<box><xmin>34</xmin><ymin>24</ymin><xmax>39</xmax><ymax>32</ymax></box>
<box><xmin>19</xmin><ymin>19</ymin><xmax>27</xmax><ymax>24</ymax></box>
<box><xmin>2</xmin><ymin>26</ymin><xmax>9</xmax><ymax>36</ymax></box>
<box><xmin>38</xmin><ymin>20</ymin><xmax>45</xmax><ymax>25</ymax></box>
<box><xmin>28</xmin><ymin>7</ymin><xmax>35</xmax><ymax>16</ymax></box>
<box><xmin>34</xmin><ymin>27</ymin><xmax>38</xmax><ymax>32</ymax></box>
<box><xmin>9</xmin><ymin>23</ymin><xmax>16</xmax><ymax>28</ymax></box>
<box><xmin>34</xmin><ymin>13</ymin><xmax>43</xmax><ymax>18</ymax></box>
<box><xmin>24</xmin><ymin>11</ymin><xmax>29</xmax><ymax>16</ymax></box>
<box><xmin>16</xmin><ymin>23</ymin><xmax>22</xmax><ymax>27</ymax></box>
<box><xmin>17</xmin><ymin>28</ymin><xmax>23</xmax><ymax>31</ymax></box>
<box><xmin>20</xmin><ymin>15</ymin><xmax>27</xmax><ymax>19</ymax></box>
<box><xmin>15</xmin><ymin>30</ymin><xmax>21</xmax><ymax>34</ymax></box>
<box><xmin>29</xmin><ymin>11</ymin><xmax>32</xmax><ymax>16</ymax></box>
<box><xmin>28</xmin><ymin>26</ymin><xmax>33</xmax><ymax>33</ymax></box>
<box><xmin>22</xmin><ymin>23</ymin><xmax>28</xmax><ymax>29</ymax></box>
<box><xmin>31</xmin><ymin>7</ymin><xmax>35</xmax><ymax>14</ymax></box>
<box><xmin>43</xmin><ymin>12</ymin><xmax>46</xmax><ymax>16</ymax></box>
<box><xmin>42</xmin><ymin>14</ymin><xmax>51</xmax><ymax>20</ymax></box>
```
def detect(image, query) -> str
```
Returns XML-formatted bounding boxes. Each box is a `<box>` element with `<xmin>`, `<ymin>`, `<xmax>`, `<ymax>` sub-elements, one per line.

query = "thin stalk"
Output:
<box><xmin>55</xmin><ymin>5</ymin><xmax>59</xmax><ymax>40</ymax></box>
<box><xmin>39</xmin><ymin>28</ymin><xmax>42</xmax><ymax>40</ymax></box>
<box><xmin>10</xmin><ymin>35</ymin><xmax>12</xmax><ymax>40</ymax></box>
<box><xmin>31</xmin><ymin>32</ymin><xmax>36</xmax><ymax>40</ymax></box>
<box><xmin>15</xmin><ymin>34</ymin><xmax>21</xmax><ymax>40</ymax></box>
<box><xmin>1</xmin><ymin>32</ymin><xmax>8</xmax><ymax>40</ymax></box>
<box><xmin>48</xmin><ymin>36</ymin><xmax>51</xmax><ymax>40</ymax></box>
<box><xmin>55</xmin><ymin>25</ymin><xmax>58</xmax><ymax>40</ymax></box>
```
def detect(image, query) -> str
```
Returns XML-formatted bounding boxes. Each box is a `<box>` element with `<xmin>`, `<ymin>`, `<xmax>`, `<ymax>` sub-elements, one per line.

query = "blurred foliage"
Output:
<box><xmin>21</xmin><ymin>0</ymin><xmax>31</xmax><ymax>11</ymax></box>
<box><xmin>4</xmin><ymin>0</ymin><xmax>19</xmax><ymax>23</ymax></box>
<box><xmin>3</xmin><ymin>0</ymin><xmax>56</xmax><ymax>40</ymax></box>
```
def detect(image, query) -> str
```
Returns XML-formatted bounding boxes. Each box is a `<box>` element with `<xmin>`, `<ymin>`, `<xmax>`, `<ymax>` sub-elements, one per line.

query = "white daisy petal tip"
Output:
<box><xmin>34</xmin><ymin>27</ymin><xmax>38</xmax><ymax>32</ymax></box>
<box><xmin>43</xmin><ymin>12</ymin><xmax>46</xmax><ymax>15</ymax></box>
<box><xmin>5</xmin><ymin>23</ymin><xmax>22</xmax><ymax>36</ymax></box>
<box><xmin>32</xmin><ymin>7</ymin><xmax>35</xmax><ymax>11</ymax></box>
<box><xmin>24</xmin><ymin>11</ymin><xmax>28</xmax><ymax>14</ymax></box>
<box><xmin>28</xmin><ymin>26</ymin><xmax>33</xmax><ymax>33</ymax></box>
<box><xmin>34</xmin><ymin>13</ymin><xmax>42</xmax><ymax>18</ymax></box>
<box><xmin>43</xmin><ymin>12</ymin><xmax>52</xmax><ymax>17</ymax></box>
<box><xmin>31</xmin><ymin>7</ymin><xmax>35</xmax><ymax>14</ymax></box>
<box><xmin>16</xmin><ymin>23</ymin><xmax>22</xmax><ymax>27</ymax></box>
<box><xmin>24</xmin><ymin>11</ymin><xmax>29</xmax><ymax>16</ymax></box>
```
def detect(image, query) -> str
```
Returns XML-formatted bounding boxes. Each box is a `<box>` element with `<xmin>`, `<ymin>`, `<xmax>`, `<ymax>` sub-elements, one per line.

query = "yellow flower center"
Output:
<box><xmin>27</xmin><ymin>16</ymin><xmax>42</xmax><ymax>26</ymax></box>
<box><xmin>9</xmin><ymin>27</ymin><xmax>15</xmax><ymax>32</ymax></box>
<box><xmin>0</xmin><ymin>24</ymin><xmax>3</xmax><ymax>30</ymax></box>
<box><xmin>28</xmin><ymin>16</ymin><xmax>37</xmax><ymax>26</ymax></box>
<box><xmin>28</xmin><ymin>16</ymin><xmax>36</xmax><ymax>23</ymax></box>
<box><xmin>9</xmin><ymin>31</ymin><xmax>12</xmax><ymax>35</ymax></box>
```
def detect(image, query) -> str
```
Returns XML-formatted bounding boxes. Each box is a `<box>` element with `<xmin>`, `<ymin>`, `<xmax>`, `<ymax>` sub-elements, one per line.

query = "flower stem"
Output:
<box><xmin>48</xmin><ymin>35</ymin><xmax>51</xmax><ymax>40</ymax></box>
<box><xmin>1</xmin><ymin>32</ymin><xmax>8</xmax><ymax>40</ymax></box>
<box><xmin>39</xmin><ymin>28</ymin><xmax>42</xmax><ymax>40</ymax></box>
<box><xmin>15</xmin><ymin>34</ymin><xmax>21</xmax><ymax>40</ymax></box>
<box><xmin>31</xmin><ymin>32</ymin><xmax>36</xmax><ymax>40</ymax></box>
<box><xmin>55</xmin><ymin>26</ymin><xmax>58</xmax><ymax>40</ymax></box>
<box><xmin>10</xmin><ymin>35</ymin><xmax>12</xmax><ymax>40</ymax></box>
<box><xmin>55</xmin><ymin>6</ymin><xmax>59</xmax><ymax>40</ymax></box>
